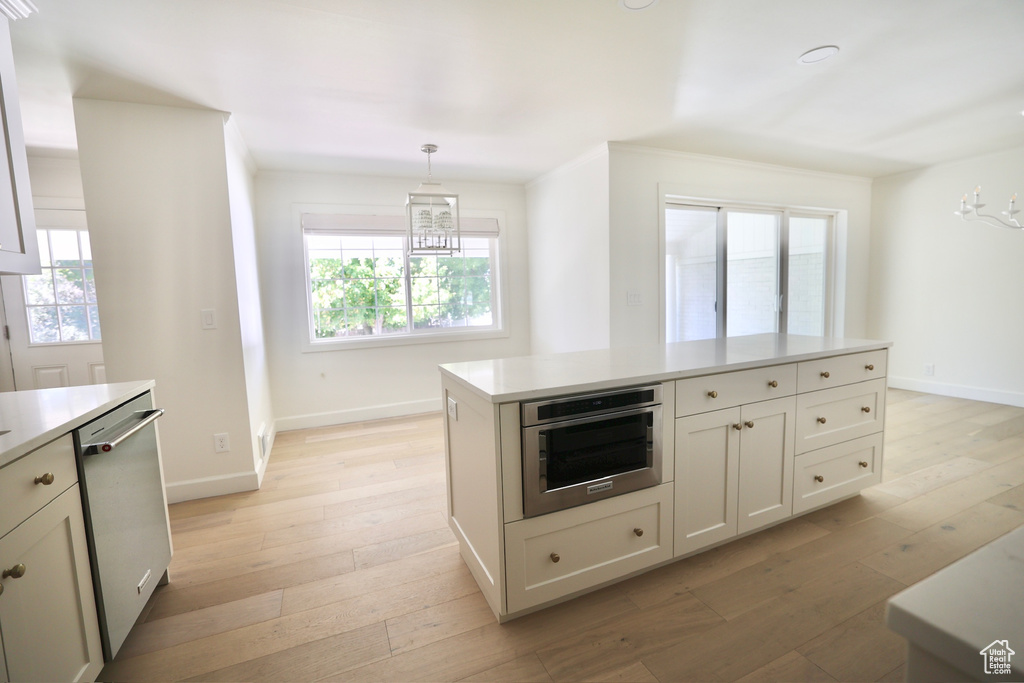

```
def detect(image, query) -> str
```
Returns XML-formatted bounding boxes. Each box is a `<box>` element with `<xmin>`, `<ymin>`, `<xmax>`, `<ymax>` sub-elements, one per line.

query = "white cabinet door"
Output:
<box><xmin>0</xmin><ymin>485</ymin><xmax>103</xmax><ymax>683</ymax></box>
<box><xmin>737</xmin><ymin>396</ymin><xmax>796</xmax><ymax>534</ymax></box>
<box><xmin>0</xmin><ymin>16</ymin><xmax>39</xmax><ymax>276</ymax></box>
<box><xmin>675</xmin><ymin>407</ymin><xmax>740</xmax><ymax>556</ymax></box>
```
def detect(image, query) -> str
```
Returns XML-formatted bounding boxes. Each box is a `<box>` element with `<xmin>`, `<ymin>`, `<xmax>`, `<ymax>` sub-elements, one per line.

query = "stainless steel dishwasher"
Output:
<box><xmin>74</xmin><ymin>390</ymin><xmax>172</xmax><ymax>661</ymax></box>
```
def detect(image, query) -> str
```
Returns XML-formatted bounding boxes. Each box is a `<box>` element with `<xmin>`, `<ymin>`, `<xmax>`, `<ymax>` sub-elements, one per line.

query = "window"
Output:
<box><xmin>302</xmin><ymin>213</ymin><xmax>501</xmax><ymax>345</ymax></box>
<box><xmin>665</xmin><ymin>203</ymin><xmax>833</xmax><ymax>342</ymax></box>
<box><xmin>22</xmin><ymin>229</ymin><xmax>101</xmax><ymax>344</ymax></box>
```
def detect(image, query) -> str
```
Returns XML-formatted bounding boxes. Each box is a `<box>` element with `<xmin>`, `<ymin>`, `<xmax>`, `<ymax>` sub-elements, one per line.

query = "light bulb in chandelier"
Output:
<box><xmin>954</xmin><ymin>186</ymin><xmax>1022</xmax><ymax>230</ymax></box>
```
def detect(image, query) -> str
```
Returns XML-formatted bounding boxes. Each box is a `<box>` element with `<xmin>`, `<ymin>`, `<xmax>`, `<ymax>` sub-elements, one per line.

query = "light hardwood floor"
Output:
<box><xmin>99</xmin><ymin>389</ymin><xmax>1024</xmax><ymax>682</ymax></box>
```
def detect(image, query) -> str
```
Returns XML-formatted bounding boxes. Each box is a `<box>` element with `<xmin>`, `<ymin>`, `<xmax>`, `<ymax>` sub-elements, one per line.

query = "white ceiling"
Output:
<box><xmin>9</xmin><ymin>0</ymin><xmax>1024</xmax><ymax>183</ymax></box>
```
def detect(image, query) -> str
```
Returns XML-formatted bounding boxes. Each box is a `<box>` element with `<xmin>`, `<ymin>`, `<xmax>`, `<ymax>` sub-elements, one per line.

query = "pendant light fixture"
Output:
<box><xmin>406</xmin><ymin>144</ymin><xmax>461</xmax><ymax>255</ymax></box>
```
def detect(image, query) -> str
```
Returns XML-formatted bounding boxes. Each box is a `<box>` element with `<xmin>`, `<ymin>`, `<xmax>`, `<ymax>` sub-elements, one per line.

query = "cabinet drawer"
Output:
<box><xmin>676</xmin><ymin>364</ymin><xmax>796</xmax><ymax>417</ymax></box>
<box><xmin>505</xmin><ymin>483</ymin><xmax>672</xmax><ymax>614</ymax></box>
<box><xmin>793</xmin><ymin>433</ymin><xmax>883</xmax><ymax>514</ymax></box>
<box><xmin>0</xmin><ymin>435</ymin><xmax>78</xmax><ymax>538</ymax></box>
<box><xmin>797</xmin><ymin>349</ymin><xmax>887</xmax><ymax>393</ymax></box>
<box><xmin>795</xmin><ymin>379</ymin><xmax>886</xmax><ymax>454</ymax></box>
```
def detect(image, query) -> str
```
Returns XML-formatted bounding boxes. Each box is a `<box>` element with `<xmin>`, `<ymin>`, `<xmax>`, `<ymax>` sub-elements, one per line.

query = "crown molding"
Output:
<box><xmin>0</xmin><ymin>0</ymin><xmax>38</xmax><ymax>20</ymax></box>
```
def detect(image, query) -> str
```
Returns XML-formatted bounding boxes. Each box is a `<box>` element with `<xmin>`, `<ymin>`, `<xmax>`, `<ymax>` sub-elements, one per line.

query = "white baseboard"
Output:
<box><xmin>165</xmin><ymin>469</ymin><xmax>260</xmax><ymax>504</ymax></box>
<box><xmin>274</xmin><ymin>397</ymin><xmax>442</xmax><ymax>432</ymax></box>
<box><xmin>888</xmin><ymin>376</ymin><xmax>1024</xmax><ymax>408</ymax></box>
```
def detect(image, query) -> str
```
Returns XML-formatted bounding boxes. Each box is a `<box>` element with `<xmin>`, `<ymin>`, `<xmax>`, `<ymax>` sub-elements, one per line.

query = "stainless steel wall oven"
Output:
<box><xmin>521</xmin><ymin>385</ymin><xmax>662</xmax><ymax>517</ymax></box>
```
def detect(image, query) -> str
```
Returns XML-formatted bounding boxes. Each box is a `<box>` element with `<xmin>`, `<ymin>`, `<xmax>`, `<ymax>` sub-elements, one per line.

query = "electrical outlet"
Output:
<box><xmin>924</xmin><ymin>363</ymin><xmax>935</xmax><ymax>377</ymax></box>
<box><xmin>214</xmin><ymin>432</ymin><xmax>230</xmax><ymax>453</ymax></box>
<box><xmin>447</xmin><ymin>397</ymin><xmax>458</xmax><ymax>421</ymax></box>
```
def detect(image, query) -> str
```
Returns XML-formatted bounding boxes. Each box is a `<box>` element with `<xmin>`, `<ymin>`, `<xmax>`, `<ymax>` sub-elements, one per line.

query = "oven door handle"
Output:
<box><xmin>82</xmin><ymin>409</ymin><xmax>165</xmax><ymax>456</ymax></box>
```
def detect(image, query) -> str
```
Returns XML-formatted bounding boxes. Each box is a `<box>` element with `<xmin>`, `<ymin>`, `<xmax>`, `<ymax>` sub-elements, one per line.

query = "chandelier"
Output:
<box><xmin>406</xmin><ymin>144</ymin><xmax>461</xmax><ymax>255</ymax></box>
<box><xmin>954</xmin><ymin>186</ymin><xmax>1022</xmax><ymax>230</ymax></box>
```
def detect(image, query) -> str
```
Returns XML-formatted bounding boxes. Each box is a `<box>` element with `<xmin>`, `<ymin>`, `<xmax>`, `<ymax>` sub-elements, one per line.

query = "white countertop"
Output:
<box><xmin>886</xmin><ymin>524</ymin><xmax>1024</xmax><ymax>680</ymax></box>
<box><xmin>439</xmin><ymin>334</ymin><xmax>892</xmax><ymax>403</ymax></box>
<box><xmin>0</xmin><ymin>381</ymin><xmax>155</xmax><ymax>469</ymax></box>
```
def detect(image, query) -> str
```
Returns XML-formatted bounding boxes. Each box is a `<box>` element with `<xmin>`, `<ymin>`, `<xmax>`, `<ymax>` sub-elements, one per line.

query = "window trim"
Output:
<box><xmin>297</xmin><ymin>206</ymin><xmax>508</xmax><ymax>352</ymax></box>
<box><xmin>659</xmin><ymin>190</ymin><xmax>845</xmax><ymax>342</ymax></box>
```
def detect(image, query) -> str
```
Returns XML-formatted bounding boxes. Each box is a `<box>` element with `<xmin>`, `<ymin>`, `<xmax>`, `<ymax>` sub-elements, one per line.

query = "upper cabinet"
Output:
<box><xmin>0</xmin><ymin>15</ymin><xmax>38</xmax><ymax>275</ymax></box>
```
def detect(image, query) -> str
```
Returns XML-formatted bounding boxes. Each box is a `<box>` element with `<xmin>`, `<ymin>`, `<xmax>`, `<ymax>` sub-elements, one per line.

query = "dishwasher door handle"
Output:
<box><xmin>83</xmin><ymin>409</ymin><xmax>165</xmax><ymax>455</ymax></box>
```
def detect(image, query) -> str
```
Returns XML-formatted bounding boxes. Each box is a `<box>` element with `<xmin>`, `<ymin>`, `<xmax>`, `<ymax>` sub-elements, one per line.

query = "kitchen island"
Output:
<box><xmin>440</xmin><ymin>334</ymin><xmax>891</xmax><ymax>621</ymax></box>
<box><xmin>0</xmin><ymin>381</ymin><xmax>158</xmax><ymax>682</ymax></box>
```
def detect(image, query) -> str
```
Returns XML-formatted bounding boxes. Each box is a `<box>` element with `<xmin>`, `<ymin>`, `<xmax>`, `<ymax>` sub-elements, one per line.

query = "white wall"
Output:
<box><xmin>25</xmin><ymin>154</ymin><xmax>84</xmax><ymax>209</ymax></box>
<box><xmin>255</xmin><ymin>170</ymin><xmax>530</xmax><ymax>429</ymax></box>
<box><xmin>73</xmin><ymin>99</ymin><xmax>265</xmax><ymax>501</ymax></box>
<box><xmin>524</xmin><ymin>146</ymin><xmax>610</xmax><ymax>355</ymax></box>
<box><xmin>869</xmin><ymin>147</ymin><xmax>1024</xmax><ymax>407</ymax></box>
<box><xmin>607</xmin><ymin>144</ymin><xmax>874</xmax><ymax>346</ymax></box>
<box><xmin>223</xmin><ymin>119</ymin><xmax>275</xmax><ymax>478</ymax></box>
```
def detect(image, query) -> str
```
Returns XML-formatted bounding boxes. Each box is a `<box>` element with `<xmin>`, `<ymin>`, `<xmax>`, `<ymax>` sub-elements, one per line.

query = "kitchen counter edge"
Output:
<box><xmin>439</xmin><ymin>334</ymin><xmax>893</xmax><ymax>404</ymax></box>
<box><xmin>0</xmin><ymin>380</ymin><xmax>156</xmax><ymax>469</ymax></box>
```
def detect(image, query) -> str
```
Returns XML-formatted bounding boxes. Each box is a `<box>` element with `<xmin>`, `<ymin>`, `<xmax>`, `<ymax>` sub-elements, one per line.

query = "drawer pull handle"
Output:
<box><xmin>3</xmin><ymin>564</ymin><xmax>26</xmax><ymax>579</ymax></box>
<box><xmin>820</xmin><ymin>371</ymin><xmax>830</xmax><ymax>378</ymax></box>
<box><xmin>814</xmin><ymin>475</ymin><xmax>824</xmax><ymax>483</ymax></box>
<box><xmin>707</xmin><ymin>390</ymin><xmax>718</xmax><ymax>399</ymax></box>
<box><xmin>745</xmin><ymin>421</ymin><xmax>755</xmax><ymax>429</ymax></box>
<box><xmin>859</xmin><ymin>461</ymin><xmax>869</xmax><ymax>468</ymax></box>
<box><xmin>733</xmin><ymin>423</ymin><xmax>743</xmax><ymax>431</ymax></box>
<box><xmin>817</xmin><ymin>417</ymin><xmax>827</xmax><ymax>424</ymax></box>
<box><xmin>550</xmin><ymin>553</ymin><xmax>560</xmax><ymax>563</ymax></box>
<box><xmin>865</xmin><ymin>364</ymin><xmax>875</xmax><ymax>371</ymax></box>
<box><xmin>33</xmin><ymin>472</ymin><xmax>55</xmax><ymax>486</ymax></box>
<box><xmin>862</xmin><ymin>406</ymin><xmax>871</xmax><ymax>413</ymax></box>
<box><xmin>768</xmin><ymin>380</ymin><xmax>778</xmax><ymax>388</ymax></box>
<box><xmin>634</xmin><ymin>528</ymin><xmax>644</xmax><ymax>537</ymax></box>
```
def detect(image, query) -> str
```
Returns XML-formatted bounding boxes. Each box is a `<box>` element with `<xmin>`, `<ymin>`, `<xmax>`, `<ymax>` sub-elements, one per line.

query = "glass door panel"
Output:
<box><xmin>787</xmin><ymin>216</ymin><xmax>828</xmax><ymax>336</ymax></box>
<box><xmin>665</xmin><ymin>207</ymin><xmax>718</xmax><ymax>342</ymax></box>
<box><xmin>726</xmin><ymin>211</ymin><xmax>779</xmax><ymax>337</ymax></box>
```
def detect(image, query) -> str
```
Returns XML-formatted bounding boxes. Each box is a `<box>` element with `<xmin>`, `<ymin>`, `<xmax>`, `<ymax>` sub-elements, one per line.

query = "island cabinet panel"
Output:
<box><xmin>504</xmin><ymin>483</ymin><xmax>672</xmax><ymax>614</ymax></box>
<box><xmin>674</xmin><ymin>407</ymin><xmax>740</xmax><ymax>555</ymax></box>
<box><xmin>795</xmin><ymin>378</ymin><xmax>886</xmax><ymax>454</ymax></box>
<box><xmin>676</xmin><ymin>363</ymin><xmax>796</xmax><ymax>417</ymax></box>
<box><xmin>443</xmin><ymin>382</ymin><xmax>505</xmax><ymax>617</ymax></box>
<box><xmin>736</xmin><ymin>396</ymin><xmax>796</xmax><ymax>534</ymax></box>
<box><xmin>793</xmin><ymin>433</ymin><xmax>883</xmax><ymax>514</ymax></box>
<box><xmin>796</xmin><ymin>349</ymin><xmax>887</xmax><ymax>393</ymax></box>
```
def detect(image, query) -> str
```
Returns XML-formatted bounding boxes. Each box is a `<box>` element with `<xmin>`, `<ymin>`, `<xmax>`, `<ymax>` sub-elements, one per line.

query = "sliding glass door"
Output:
<box><xmin>664</xmin><ymin>204</ymin><xmax>831</xmax><ymax>341</ymax></box>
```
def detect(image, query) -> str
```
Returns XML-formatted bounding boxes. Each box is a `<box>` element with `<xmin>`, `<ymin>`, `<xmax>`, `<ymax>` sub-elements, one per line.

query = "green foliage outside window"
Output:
<box><xmin>308</xmin><ymin>235</ymin><xmax>495</xmax><ymax>339</ymax></box>
<box><xmin>23</xmin><ymin>230</ymin><xmax>101</xmax><ymax>344</ymax></box>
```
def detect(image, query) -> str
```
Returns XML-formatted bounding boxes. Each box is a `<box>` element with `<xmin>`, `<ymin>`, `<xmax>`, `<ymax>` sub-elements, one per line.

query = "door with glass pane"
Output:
<box><xmin>665</xmin><ymin>206</ymin><xmax>719</xmax><ymax>342</ymax></box>
<box><xmin>664</xmin><ymin>203</ymin><xmax>830</xmax><ymax>341</ymax></box>
<box><xmin>0</xmin><ymin>209</ymin><xmax>105</xmax><ymax>390</ymax></box>
<box><xmin>726</xmin><ymin>210</ymin><xmax>780</xmax><ymax>337</ymax></box>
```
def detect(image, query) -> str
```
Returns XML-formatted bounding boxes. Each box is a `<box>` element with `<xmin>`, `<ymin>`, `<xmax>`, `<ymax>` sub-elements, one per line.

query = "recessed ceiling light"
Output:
<box><xmin>619</xmin><ymin>0</ymin><xmax>658</xmax><ymax>11</ymax></box>
<box><xmin>797</xmin><ymin>45</ymin><xmax>840</xmax><ymax>65</ymax></box>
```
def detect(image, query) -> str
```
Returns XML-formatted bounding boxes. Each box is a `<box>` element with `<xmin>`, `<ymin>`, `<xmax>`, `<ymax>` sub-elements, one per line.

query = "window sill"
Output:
<box><xmin>302</xmin><ymin>326</ymin><xmax>509</xmax><ymax>353</ymax></box>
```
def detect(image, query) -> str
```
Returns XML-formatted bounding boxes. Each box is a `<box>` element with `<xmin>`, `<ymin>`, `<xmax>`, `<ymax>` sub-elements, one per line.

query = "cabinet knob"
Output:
<box><xmin>861</xmin><ymin>406</ymin><xmax>871</xmax><ymax>413</ymax></box>
<box><xmin>820</xmin><ymin>371</ymin><xmax>830</xmax><ymax>379</ymax></box>
<box><xmin>550</xmin><ymin>553</ymin><xmax>560</xmax><ymax>563</ymax></box>
<box><xmin>865</xmin><ymin>364</ymin><xmax>875</xmax><ymax>371</ymax></box>
<box><xmin>859</xmin><ymin>461</ymin><xmax>869</xmax><ymax>468</ymax></box>
<box><xmin>733</xmin><ymin>423</ymin><xmax>743</xmax><ymax>431</ymax></box>
<box><xmin>745</xmin><ymin>421</ymin><xmax>755</xmax><ymax>429</ymax></box>
<box><xmin>707</xmin><ymin>390</ymin><xmax>718</xmax><ymax>399</ymax></box>
<box><xmin>817</xmin><ymin>416</ymin><xmax>827</xmax><ymax>424</ymax></box>
<box><xmin>3</xmin><ymin>564</ymin><xmax>26</xmax><ymax>580</ymax></box>
<box><xmin>634</xmin><ymin>527</ymin><xmax>644</xmax><ymax>537</ymax></box>
<box><xmin>768</xmin><ymin>380</ymin><xmax>778</xmax><ymax>388</ymax></box>
<box><xmin>34</xmin><ymin>472</ymin><xmax>55</xmax><ymax>486</ymax></box>
<box><xmin>814</xmin><ymin>475</ymin><xmax>824</xmax><ymax>483</ymax></box>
